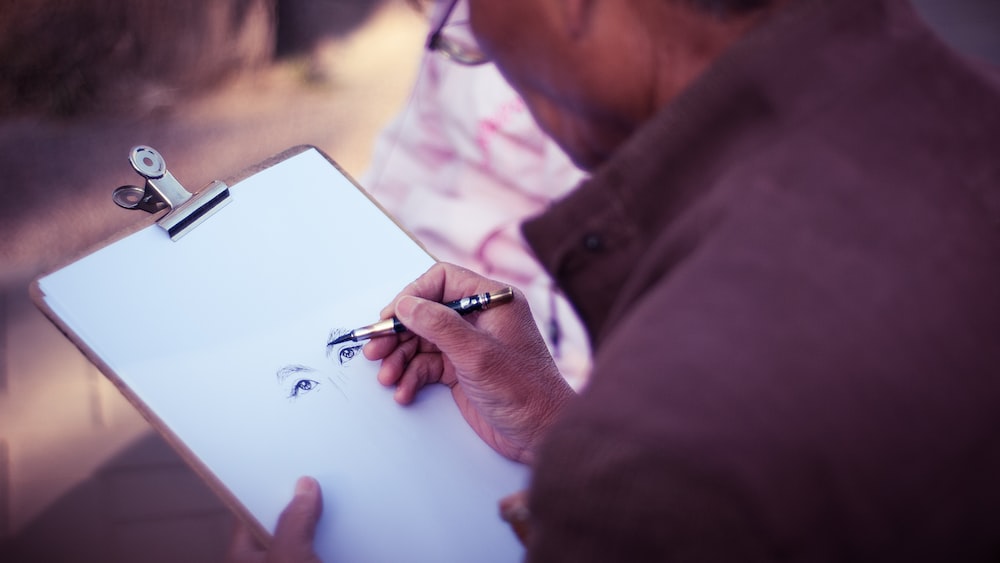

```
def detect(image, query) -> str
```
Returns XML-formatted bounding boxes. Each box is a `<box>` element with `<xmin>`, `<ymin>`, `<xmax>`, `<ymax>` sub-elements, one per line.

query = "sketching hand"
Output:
<box><xmin>225</xmin><ymin>477</ymin><xmax>324</xmax><ymax>563</ymax></box>
<box><xmin>364</xmin><ymin>262</ymin><xmax>575</xmax><ymax>465</ymax></box>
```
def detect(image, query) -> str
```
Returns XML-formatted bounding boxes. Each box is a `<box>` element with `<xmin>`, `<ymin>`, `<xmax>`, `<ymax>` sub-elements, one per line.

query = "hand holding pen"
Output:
<box><xmin>362</xmin><ymin>263</ymin><xmax>575</xmax><ymax>465</ymax></box>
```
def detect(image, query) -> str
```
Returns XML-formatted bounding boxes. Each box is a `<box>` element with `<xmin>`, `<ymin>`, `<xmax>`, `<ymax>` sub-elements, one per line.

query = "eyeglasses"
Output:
<box><xmin>426</xmin><ymin>0</ymin><xmax>490</xmax><ymax>66</ymax></box>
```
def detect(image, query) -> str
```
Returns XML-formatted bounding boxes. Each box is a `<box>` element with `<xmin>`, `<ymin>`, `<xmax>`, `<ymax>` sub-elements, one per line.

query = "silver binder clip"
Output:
<box><xmin>113</xmin><ymin>145</ymin><xmax>231</xmax><ymax>240</ymax></box>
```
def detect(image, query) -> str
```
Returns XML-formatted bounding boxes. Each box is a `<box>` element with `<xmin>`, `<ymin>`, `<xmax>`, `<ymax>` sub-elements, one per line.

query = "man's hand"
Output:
<box><xmin>364</xmin><ymin>262</ymin><xmax>575</xmax><ymax>464</ymax></box>
<box><xmin>499</xmin><ymin>489</ymin><xmax>533</xmax><ymax>546</ymax></box>
<box><xmin>226</xmin><ymin>477</ymin><xmax>323</xmax><ymax>563</ymax></box>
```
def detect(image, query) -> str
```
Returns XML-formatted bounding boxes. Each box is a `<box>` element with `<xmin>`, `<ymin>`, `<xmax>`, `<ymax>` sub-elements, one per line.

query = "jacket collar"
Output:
<box><xmin>522</xmin><ymin>0</ymin><xmax>924</xmax><ymax>347</ymax></box>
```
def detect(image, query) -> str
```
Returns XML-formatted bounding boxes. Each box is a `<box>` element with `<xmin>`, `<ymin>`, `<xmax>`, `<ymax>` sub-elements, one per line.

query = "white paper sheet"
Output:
<box><xmin>36</xmin><ymin>149</ymin><xmax>527</xmax><ymax>562</ymax></box>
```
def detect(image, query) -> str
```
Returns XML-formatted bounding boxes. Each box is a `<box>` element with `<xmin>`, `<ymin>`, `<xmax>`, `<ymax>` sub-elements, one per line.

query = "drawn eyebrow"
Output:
<box><xmin>325</xmin><ymin>328</ymin><xmax>349</xmax><ymax>357</ymax></box>
<box><xmin>326</xmin><ymin>329</ymin><xmax>364</xmax><ymax>366</ymax></box>
<box><xmin>326</xmin><ymin>329</ymin><xmax>357</xmax><ymax>360</ymax></box>
<box><xmin>277</xmin><ymin>364</ymin><xmax>316</xmax><ymax>383</ymax></box>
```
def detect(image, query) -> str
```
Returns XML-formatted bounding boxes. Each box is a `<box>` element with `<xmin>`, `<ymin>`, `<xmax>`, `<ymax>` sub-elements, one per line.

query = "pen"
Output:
<box><xmin>328</xmin><ymin>287</ymin><xmax>515</xmax><ymax>346</ymax></box>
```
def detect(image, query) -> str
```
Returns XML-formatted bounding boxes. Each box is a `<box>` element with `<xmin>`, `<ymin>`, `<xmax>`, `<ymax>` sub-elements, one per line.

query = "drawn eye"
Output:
<box><xmin>288</xmin><ymin>378</ymin><xmax>320</xmax><ymax>399</ymax></box>
<box><xmin>338</xmin><ymin>344</ymin><xmax>363</xmax><ymax>365</ymax></box>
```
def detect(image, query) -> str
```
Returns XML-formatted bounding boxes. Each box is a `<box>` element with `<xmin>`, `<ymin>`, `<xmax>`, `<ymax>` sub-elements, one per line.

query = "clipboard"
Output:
<box><xmin>30</xmin><ymin>145</ymin><xmax>527</xmax><ymax>562</ymax></box>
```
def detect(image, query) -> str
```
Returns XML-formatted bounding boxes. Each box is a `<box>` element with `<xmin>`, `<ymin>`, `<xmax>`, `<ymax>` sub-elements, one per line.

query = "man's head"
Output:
<box><xmin>463</xmin><ymin>0</ymin><xmax>783</xmax><ymax>170</ymax></box>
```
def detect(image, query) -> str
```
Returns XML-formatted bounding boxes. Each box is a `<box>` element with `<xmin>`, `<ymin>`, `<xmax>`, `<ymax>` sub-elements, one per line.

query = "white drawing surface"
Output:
<box><xmin>36</xmin><ymin>149</ymin><xmax>528</xmax><ymax>562</ymax></box>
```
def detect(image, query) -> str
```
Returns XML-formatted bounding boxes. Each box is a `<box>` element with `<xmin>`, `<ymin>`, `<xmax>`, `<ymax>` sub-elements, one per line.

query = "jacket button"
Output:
<box><xmin>582</xmin><ymin>233</ymin><xmax>603</xmax><ymax>251</ymax></box>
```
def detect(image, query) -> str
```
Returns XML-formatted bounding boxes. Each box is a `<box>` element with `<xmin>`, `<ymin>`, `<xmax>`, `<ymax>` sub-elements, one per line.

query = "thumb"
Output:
<box><xmin>269</xmin><ymin>477</ymin><xmax>323</xmax><ymax>562</ymax></box>
<box><xmin>395</xmin><ymin>295</ymin><xmax>483</xmax><ymax>354</ymax></box>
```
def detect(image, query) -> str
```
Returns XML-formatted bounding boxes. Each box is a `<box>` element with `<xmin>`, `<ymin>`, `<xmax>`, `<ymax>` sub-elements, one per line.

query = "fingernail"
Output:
<box><xmin>295</xmin><ymin>476</ymin><xmax>317</xmax><ymax>497</ymax></box>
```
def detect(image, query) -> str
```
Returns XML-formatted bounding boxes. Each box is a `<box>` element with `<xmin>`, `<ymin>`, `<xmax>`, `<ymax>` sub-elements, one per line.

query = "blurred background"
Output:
<box><xmin>0</xmin><ymin>0</ymin><xmax>997</xmax><ymax>561</ymax></box>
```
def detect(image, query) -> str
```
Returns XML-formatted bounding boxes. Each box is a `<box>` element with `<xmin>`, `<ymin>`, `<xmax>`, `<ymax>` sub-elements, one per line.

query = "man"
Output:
<box><xmin>232</xmin><ymin>0</ymin><xmax>1000</xmax><ymax>560</ymax></box>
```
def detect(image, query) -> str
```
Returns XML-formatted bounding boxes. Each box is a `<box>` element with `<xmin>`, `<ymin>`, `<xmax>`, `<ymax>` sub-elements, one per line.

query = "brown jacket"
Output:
<box><xmin>523</xmin><ymin>0</ymin><xmax>1000</xmax><ymax>560</ymax></box>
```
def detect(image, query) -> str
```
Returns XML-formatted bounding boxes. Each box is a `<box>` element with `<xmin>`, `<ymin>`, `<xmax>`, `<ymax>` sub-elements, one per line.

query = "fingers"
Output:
<box><xmin>224</xmin><ymin>478</ymin><xmax>322</xmax><ymax>563</ymax></box>
<box><xmin>392</xmin><ymin>352</ymin><xmax>445</xmax><ymax>404</ymax></box>
<box><xmin>393</xmin><ymin>294</ymin><xmax>487</xmax><ymax>362</ymax></box>
<box><xmin>369</xmin><ymin>262</ymin><xmax>513</xmax><ymax>368</ymax></box>
<box><xmin>499</xmin><ymin>489</ymin><xmax>532</xmax><ymax>546</ymax></box>
<box><xmin>268</xmin><ymin>477</ymin><xmax>323</xmax><ymax>563</ymax></box>
<box><xmin>363</xmin><ymin>262</ymin><xmax>572</xmax><ymax>464</ymax></box>
<box><xmin>371</xmin><ymin>334</ymin><xmax>420</xmax><ymax>385</ymax></box>
<box><xmin>371</xmin><ymin>334</ymin><xmax>445</xmax><ymax>404</ymax></box>
<box><xmin>362</xmin><ymin>332</ymin><xmax>398</xmax><ymax>361</ymax></box>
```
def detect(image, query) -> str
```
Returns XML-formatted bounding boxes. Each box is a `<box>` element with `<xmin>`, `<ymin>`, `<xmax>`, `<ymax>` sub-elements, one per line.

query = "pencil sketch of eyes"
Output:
<box><xmin>327</xmin><ymin>328</ymin><xmax>364</xmax><ymax>366</ymax></box>
<box><xmin>277</xmin><ymin>365</ymin><xmax>321</xmax><ymax>400</ymax></box>
<box><xmin>289</xmin><ymin>378</ymin><xmax>320</xmax><ymax>398</ymax></box>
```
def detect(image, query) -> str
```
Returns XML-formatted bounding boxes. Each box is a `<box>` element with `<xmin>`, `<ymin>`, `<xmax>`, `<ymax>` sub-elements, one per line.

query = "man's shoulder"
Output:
<box><xmin>532</xmin><ymin>233</ymin><xmax>1000</xmax><ymax>558</ymax></box>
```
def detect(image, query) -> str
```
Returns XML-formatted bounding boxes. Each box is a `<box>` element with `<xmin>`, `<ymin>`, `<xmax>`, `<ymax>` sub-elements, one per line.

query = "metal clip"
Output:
<box><xmin>113</xmin><ymin>145</ymin><xmax>231</xmax><ymax>240</ymax></box>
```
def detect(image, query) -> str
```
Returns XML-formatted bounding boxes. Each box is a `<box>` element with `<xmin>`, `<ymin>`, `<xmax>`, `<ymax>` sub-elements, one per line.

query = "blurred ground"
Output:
<box><xmin>0</xmin><ymin>1</ymin><xmax>426</xmax><ymax>561</ymax></box>
<box><xmin>0</xmin><ymin>0</ymin><xmax>426</xmax><ymax>286</ymax></box>
<box><xmin>0</xmin><ymin>0</ymin><xmax>997</xmax><ymax>561</ymax></box>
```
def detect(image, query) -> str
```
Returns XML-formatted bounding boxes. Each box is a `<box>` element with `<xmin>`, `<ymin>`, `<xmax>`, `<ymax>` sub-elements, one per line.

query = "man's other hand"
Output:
<box><xmin>226</xmin><ymin>477</ymin><xmax>323</xmax><ymax>563</ymax></box>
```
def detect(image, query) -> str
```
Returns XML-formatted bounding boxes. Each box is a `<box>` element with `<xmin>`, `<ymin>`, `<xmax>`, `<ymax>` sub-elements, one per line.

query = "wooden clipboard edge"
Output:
<box><xmin>27</xmin><ymin>144</ymin><xmax>436</xmax><ymax>549</ymax></box>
